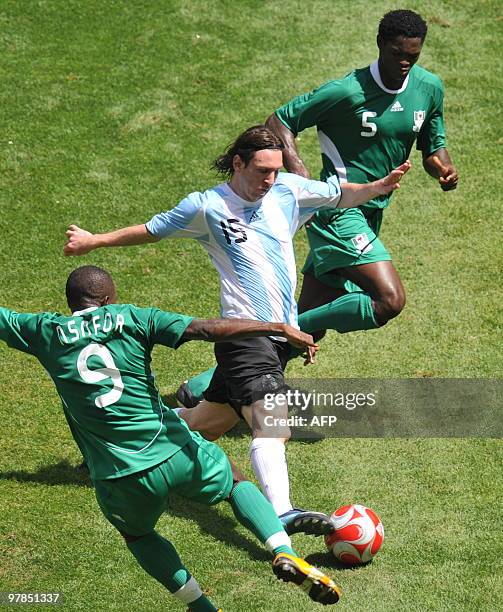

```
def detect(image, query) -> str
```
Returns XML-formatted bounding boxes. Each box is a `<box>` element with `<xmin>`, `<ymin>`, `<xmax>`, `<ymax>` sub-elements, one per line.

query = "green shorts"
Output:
<box><xmin>94</xmin><ymin>431</ymin><xmax>233</xmax><ymax>536</ymax></box>
<box><xmin>302</xmin><ymin>207</ymin><xmax>391</xmax><ymax>291</ymax></box>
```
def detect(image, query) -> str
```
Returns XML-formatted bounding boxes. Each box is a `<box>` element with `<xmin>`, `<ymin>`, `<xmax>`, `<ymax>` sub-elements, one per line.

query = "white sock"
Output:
<box><xmin>265</xmin><ymin>531</ymin><xmax>293</xmax><ymax>554</ymax></box>
<box><xmin>249</xmin><ymin>438</ymin><xmax>293</xmax><ymax>516</ymax></box>
<box><xmin>172</xmin><ymin>577</ymin><xmax>202</xmax><ymax>604</ymax></box>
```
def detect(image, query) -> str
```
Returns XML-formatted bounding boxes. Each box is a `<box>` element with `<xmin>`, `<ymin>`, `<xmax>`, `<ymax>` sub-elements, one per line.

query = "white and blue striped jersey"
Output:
<box><xmin>146</xmin><ymin>172</ymin><xmax>341</xmax><ymax>327</ymax></box>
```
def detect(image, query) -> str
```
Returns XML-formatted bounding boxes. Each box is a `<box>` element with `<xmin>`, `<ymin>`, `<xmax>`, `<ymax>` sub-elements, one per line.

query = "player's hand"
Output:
<box><xmin>302</xmin><ymin>344</ymin><xmax>318</xmax><ymax>366</ymax></box>
<box><xmin>424</xmin><ymin>153</ymin><xmax>459</xmax><ymax>191</ymax></box>
<box><xmin>438</xmin><ymin>164</ymin><xmax>459</xmax><ymax>191</ymax></box>
<box><xmin>64</xmin><ymin>225</ymin><xmax>96</xmax><ymax>256</ymax></box>
<box><xmin>282</xmin><ymin>325</ymin><xmax>319</xmax><ymax>365</ymax></box>
<box><xmin>377</xmin><ymin>160</ymin><xmax>412</xmax><ymax>194</ymax></box>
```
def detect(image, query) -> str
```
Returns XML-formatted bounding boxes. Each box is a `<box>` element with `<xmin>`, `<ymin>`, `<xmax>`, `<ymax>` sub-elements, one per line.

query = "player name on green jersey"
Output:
<box><xmin>56</xmin><ymin>311</ymin><xmax>125</xmax><ymax>344</ymax></box>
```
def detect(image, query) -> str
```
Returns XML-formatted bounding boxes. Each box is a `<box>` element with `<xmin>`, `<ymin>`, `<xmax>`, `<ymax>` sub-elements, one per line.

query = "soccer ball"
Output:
<box><xmin>325</xmin><ymin>504</ymin><xmax>384</xmax><ymax>565</ymax></box>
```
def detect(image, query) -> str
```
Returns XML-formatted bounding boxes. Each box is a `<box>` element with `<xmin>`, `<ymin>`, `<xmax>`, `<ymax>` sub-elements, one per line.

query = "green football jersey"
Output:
<box><xmin>0</xmin><ymin>304</ymin><xmax>193</xmax><ymax>480</ymax></box>
<box><xmin>276</xmin><ymin>61</ymin><xmax>446</xmax><ymax>216</ymax></box>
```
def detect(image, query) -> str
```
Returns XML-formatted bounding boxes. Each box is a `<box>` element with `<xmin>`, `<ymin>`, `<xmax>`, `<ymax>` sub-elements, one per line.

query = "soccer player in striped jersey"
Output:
<box><xmin>266</xmin><ymin>9</ymin><xmax>458</xmax><ymax>341</ymax></box>
<box><xmin>0</xmin><ymin>265</ymin><xmax>342</xmax><ymax>609</ymax></box>
<box><xmin>64</xmin><ymin>125</ymin><xmax>409</xmax><ymax>536</ymax></box>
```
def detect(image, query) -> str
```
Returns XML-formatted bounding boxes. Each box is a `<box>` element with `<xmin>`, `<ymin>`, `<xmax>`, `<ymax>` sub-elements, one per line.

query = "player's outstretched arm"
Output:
<box><xmin>183</xmin><ymin>319</ymin><xmax>318</xmax><ymax>365</ymax></box>
<box><xmin>338</xmin><ymin>161</ymin><xmax>412</xmax><ymax>208</ymax></box>
<box><xmin>265</xmin><ymin>113</ymin><xmax>311</xmax><ymax>178</ymax></box>
<box><xmin>423</xmin><ymin>148</ymin><xmax>459</xmax><ymax>191</ymax></box>
<box><xmin>64</xmin><ymin>224</ymin><xmax>159</xmax><ymax>256</ymax></box>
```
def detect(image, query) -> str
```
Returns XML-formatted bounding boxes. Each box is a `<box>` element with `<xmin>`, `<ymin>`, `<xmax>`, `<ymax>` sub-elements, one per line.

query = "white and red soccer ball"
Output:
<box><xmin>325</xmin><ymin>504</ymin><xmax>384</xmax><ymax>565</ymax></box>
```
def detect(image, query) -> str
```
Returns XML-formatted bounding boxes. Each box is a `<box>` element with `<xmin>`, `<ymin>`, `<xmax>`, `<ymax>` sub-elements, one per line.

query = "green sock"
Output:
<box><xmin>126</xmin><ymin>531</ymin><xmax>218</xmax><ymax>611</ymax></box>
<box><xmin>188</xmin><ymin>595</ymin><xmax>219</xmax><ymax>612</ymax></box>
<box><xmin>298</xmin><ymin>291</ymin><xmax>379</xmax><ymax>334</ymax></box>
<box><xmin>228</xmin><ymin>481</ymin><xmax>296</xmax><ymax>557</ymax></box>
<box><xmin>186</xmin><ymin>366</ymin><xmax>217</xmax><ymax>400</ymax></box>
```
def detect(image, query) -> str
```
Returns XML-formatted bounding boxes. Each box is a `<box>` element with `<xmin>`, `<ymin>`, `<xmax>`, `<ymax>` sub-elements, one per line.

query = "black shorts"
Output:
<box><xmin>203</xmin><ymin>336</ymin><xmax>290</xmax><ymax>416</ymax></box>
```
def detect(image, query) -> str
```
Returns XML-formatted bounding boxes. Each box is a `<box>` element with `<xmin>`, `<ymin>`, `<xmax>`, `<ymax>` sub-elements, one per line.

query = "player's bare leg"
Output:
<box><xmin>297</xmin><ymin>260</ymin><xmax>405</xmax><ymax>336</ymax></box>
<box><xmin>340</xmin><ymin>260</ymin><xmax>405</xmax><ymax>325</ymax></box>
<box><xmin>177</xmin><ymin>400</ymin><xmax>239</xmax><ymax>440</ymax></box>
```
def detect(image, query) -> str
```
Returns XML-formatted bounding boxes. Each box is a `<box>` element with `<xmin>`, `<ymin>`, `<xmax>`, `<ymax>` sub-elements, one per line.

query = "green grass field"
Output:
<box><xmin>1</xmin><ymin>1</ymin><xmax>502</xmax><ymax>610</ymax></box>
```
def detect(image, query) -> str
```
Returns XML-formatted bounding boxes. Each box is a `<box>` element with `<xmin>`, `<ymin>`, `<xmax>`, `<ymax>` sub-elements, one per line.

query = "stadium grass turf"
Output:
<box><xmin>1</xmin><ymin>1</ymin><xmax>502</xmax><ymax>610</ymax></box>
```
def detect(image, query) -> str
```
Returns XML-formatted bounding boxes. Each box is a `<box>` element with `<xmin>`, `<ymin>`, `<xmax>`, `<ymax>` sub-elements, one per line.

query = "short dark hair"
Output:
<box><xmin>213</xmin><ymin>125</ymin><xmax>284</xmax><ymax>178</ymax></box>
<box><xmin>66</xmin><ymin>265</ymin><xmax>115</xmax><ymax>311</ymax></box>
<box><xmin>378</xmin><ymin>9</ymin><xmax>428</xmax><ymax>43</ymax></box>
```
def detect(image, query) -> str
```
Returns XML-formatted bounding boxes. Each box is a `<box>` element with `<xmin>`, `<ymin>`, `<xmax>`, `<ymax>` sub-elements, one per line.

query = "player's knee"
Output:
<box><xmin>200</xmin><ymin>430</ymin><xmax>221</xmax><ymax>441</ymax></box>
<box><xmin>119</xmin><ymin>529</ymin><xmax>147</xmax><ymax>543</ymax></box>
<box><xmin>251</xmin><ymin>422</ymin><xmax>291</xmax><ymax>441</ymax></box>
<box><xmin>251</xmin><ymin>400</ymin><xmax>291</xmax><ymax>440</ymax></box>
<box><xmin>196</xmin><ymin>424</ymin><xmax>227</xmax><ymax>441</ymax></box>
<box><xmin>281</xmin><ymin>431</ymin><xmax>291</xmax><ymax>443</ymax></box>
<box><xmin>379</xmin><ymin>286</ymin><xmax>406</xmax><ymax>320</ymax></box>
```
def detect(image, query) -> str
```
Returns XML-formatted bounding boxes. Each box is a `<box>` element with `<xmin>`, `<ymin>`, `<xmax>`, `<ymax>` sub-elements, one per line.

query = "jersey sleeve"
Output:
<box><xmin>275</xmin><ymin>80</ymin><xmax>346</xmax><ymax>135</ymax></box>
<box><xmin>147</xmin><ymin>308</ymin><xmax>194</xmax><ymax>348</ymax></box>
<box><xmin>279</xmin><ymin>173</ymin><xmax>341</xmax><ymax>224</ymax></box>
<box><xmin>145</xmin><ymin>192</ymin><xmax>207</xmax><ymax>240</ymax></box>
<box><xmin>0</xmin><ymin>308</ymin><xmax>41</xmax><ymax>355</ymax></box>
<box><xmin>416</xmin><ymin>79</ymin><xmax>447</xmax><ymax>156</ymax></box>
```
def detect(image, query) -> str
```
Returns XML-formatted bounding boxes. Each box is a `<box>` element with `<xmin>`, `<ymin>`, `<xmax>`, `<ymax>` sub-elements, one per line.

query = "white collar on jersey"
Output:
<box><xmin>72</xmin><ymin>306</ymin><xmax>99</xmax><ymax>316</ymax></box>
<box><xmin>370</xmin><ymin>60</ymin><xmax>410</xmax><ymax>94</ymax></box>
<box><xmin>223</xmin><ymin>182</ymin><xmax>265</xmax><ymax>207</ymax></box>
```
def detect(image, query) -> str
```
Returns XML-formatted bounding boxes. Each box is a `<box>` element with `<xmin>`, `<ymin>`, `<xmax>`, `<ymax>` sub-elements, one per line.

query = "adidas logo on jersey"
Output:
<box><xmin>390</xmin><ymin>100</ymin><xmax>404</xmax><ymax>112</ymax></box>
<box><xmin>249</xmin><ymin>210</ymin><xmax>261</xmax><ymax>222</ymax></box>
